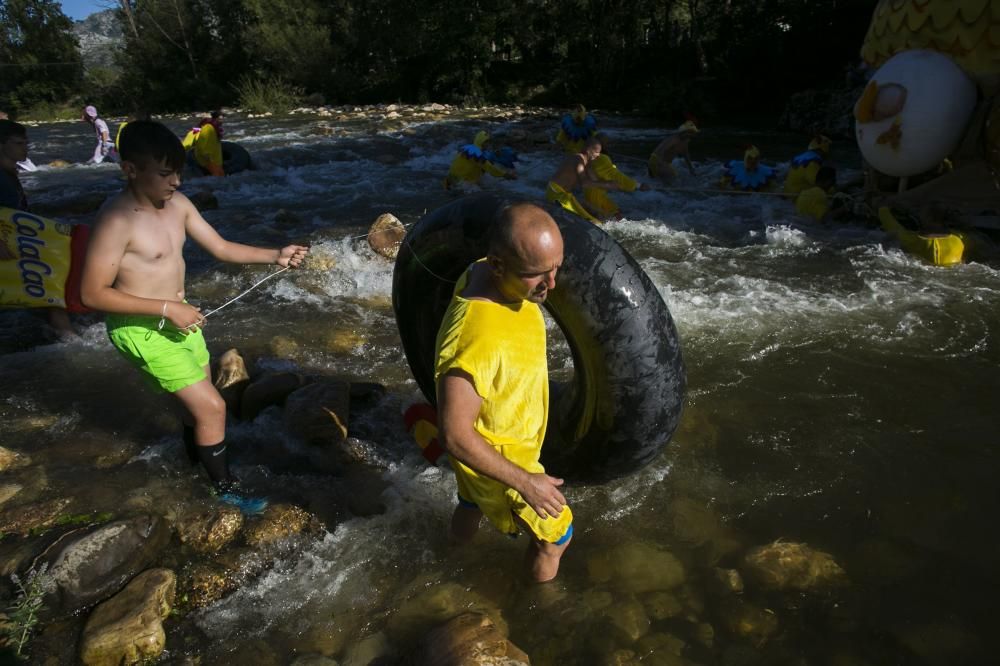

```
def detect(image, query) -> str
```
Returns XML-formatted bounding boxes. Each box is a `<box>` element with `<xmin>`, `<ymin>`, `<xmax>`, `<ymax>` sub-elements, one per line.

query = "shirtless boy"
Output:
<box><xmin>649</xmin><ymin>120</ymin><xmax>699</xmax><ymax>183</ymax></box>
<box><xmin>80</xmin><ymin>120</ymin><xmax>308</xmax><ymax>512</ymax></box>
<box><xmin>545</xmin><ymin>136</ymin><xmax>620</xmax><ymax>224</ymax></box>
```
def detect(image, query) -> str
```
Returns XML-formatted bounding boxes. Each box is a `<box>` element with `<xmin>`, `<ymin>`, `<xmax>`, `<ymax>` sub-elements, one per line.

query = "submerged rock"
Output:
<box><xmin>603</xmin><ymin>596</ymin><xmax>650</xmax><ymax>643</ymax></box>
<box><xmin>180</xmin><ymin>562</ymin><xmax>238</xmax><ymax>609</ymax></box>
<box><xmin>214</xmin><ymin>348</ymin><xmax>250</xmax><ymax>414</ymax></box>
<box><xmin>0</xmin><ymin>446</ymin><xmax>30</xmax><ymax>472</ymax></box>
<box><xmin>79</xmin><ymin>568</ymin><xmax>176</xmax><ymax>666</ymax></box>
<box><xmin>718</xmin><ymin>598</ymin><xmax>779</xmax><ymax>648</ymax></box>
<box><xmin>42</xmin><ymin>515</ymin><xmax>171</xmax><ymax>616</ymax></box>
<box><xmin>284</xmin><ymin>380</ymin><xmax>351</xmax><ymax>445</ymax></box>
<box><xmin>587</xmin><ymin>541</ymin><xmax>686</xmax><ymax>594</ymax></box>
<box><xmin>742</xmin><ymin>541</ymin><xmax>849</xmax><ymax>592</ymax></box>
<box><xmin>187</xmin><ymin>190</ymin><xmax>218</xmax><ymax>211</ymax></box>
<box><xmin>0</xmin><ymin>497</ymin><xmax>71</xmax><ymax>536</ymax></box>
<box><xmin>0</xmin><ymin>483</ymin><xmax>22</xmax><ymax>507</ymax></box>
<box><xmin>404</xmin><ymin>612</ymin><xmax>529</xmax><ymax>666</ymax></box>
<box><xmin>388</xmin><ymin>581</ymin><xmax>506</xmax><ymax>646</ymax></box>
<box><xmin>240</xmin><ymin>371</ymin><xmax>307</xmax><ymax>420</ymax></box>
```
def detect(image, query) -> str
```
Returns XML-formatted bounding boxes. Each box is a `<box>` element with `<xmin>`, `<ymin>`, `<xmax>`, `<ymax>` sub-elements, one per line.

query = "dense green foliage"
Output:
<box><xmin>2</xmin><ymin>0</ymin><xmax>874</xmax><ymax>121</ymax></box>
<box><xmin>0</xmin><ymin>0</ymin><xmax>84</xmax><ymax>117</ymax></box>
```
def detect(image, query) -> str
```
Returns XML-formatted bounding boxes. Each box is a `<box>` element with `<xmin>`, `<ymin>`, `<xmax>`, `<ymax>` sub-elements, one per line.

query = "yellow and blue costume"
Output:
<box><xmin>795</xmin><ymin>186</ymin><xmax>830</xmax><ymax>221</ymax></box>
<box><xmin>583</xmin><ymin>154</ymin><xmax>637</xmax><ymax>219</ymax></box>
<box><xmin>434</xmin><ymin>262</ymin><xmax>574</xmax><ymax>544</ymax></box>
<box><xmin>721</xmin><ymin>146</ymin><xmax>778</xmax><ymax>191</ymax></box>
<box><xmin>783</xmin><ymin>135</ymin><xmax>831</xmax><ymax>195</ymax></box>
<box><xmin>444</xmin><ymin>131</ymin><xmax>510</xmax><ymax>189</ymax></box>
<box><xmin>556</xmin><ymin>105</ymin><xmax>597</xmax><ymax>153</ymax></box>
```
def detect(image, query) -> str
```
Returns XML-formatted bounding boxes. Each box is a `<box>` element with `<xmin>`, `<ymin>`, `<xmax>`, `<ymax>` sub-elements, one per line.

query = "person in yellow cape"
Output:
<box><xmin>546</xmin><ymin>136</ymin><xmax>620</xmax><ymax>224</ymax></box>
<box><xmin>443</xmin><ymin>130</ymin><xmax>516</xmax><ymax>190</ymax></box>
<box><xmin>720</xmin><ymin>145</ymin><xmax>779</xmax><ymax>191</ymax></box>
<box><xmin>583</xmin><ymin>134</ymin><xmax>649</xmax><ymax>220</ymax></box>
<box><xmin>649</xmin><ymin>120</ymin><xmax>700</xmax><ymax>183</ymax></box>
<box><xmin>556</xmin><ymin>104</ymin><xmax>598</xmax><ymax>153</ymax></box>
<box><xmin>435</xmin><ymin>202</ymin><xmax>573</xmax><ymax>582</ymax></box>
<box><xmin>182</xmin><ymin>112</ymin><xmax>225</xmax><ymax>177</ymax></box>
<box><xmin>783</xmin><ymin>134</ymin><xmax>832</xmax><ymax>195</ymax></box>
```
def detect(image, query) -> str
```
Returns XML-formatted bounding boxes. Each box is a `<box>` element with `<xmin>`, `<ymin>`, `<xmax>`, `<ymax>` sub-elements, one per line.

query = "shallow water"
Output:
<box><xmin>4</xmin><ymin>108</ymin><xmax>999</xmax><ymax>664</ymax></box>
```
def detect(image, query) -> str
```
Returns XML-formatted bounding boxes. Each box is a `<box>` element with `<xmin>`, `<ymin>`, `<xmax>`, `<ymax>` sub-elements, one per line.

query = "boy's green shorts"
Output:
<box><xmin>106</xmin><ymin>314</ymin><xmax>211</xmax><ymax>394</ymax></box>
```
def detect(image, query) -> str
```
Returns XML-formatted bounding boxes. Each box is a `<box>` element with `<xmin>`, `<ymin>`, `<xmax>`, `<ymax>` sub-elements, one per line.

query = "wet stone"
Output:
<box><xmin>404</xmin><ymin>612</ymin><xmax>529</xmax><ymax>666</ymax></box>
<box><xmin>243</xmin><ymin>503</ymin><xmax>313</xmax><ymax>548</ymax></box>
<box><xmin>718</xmin><ymin>598</ymin><xmax>779</xmax><ymax>648</ymax></box>
<box><xmin>268</xmin><ymin>335</ymin><xmax>300</xmax><ymax>359</ymax></box>
<box><xmin>341</xmin><ymin>631</ymin><xmax>391</xmax><ymax>666</ymax></box>
<box><xmin>743</xmin><ymin>541</ymin><xmax>849</xmax><ymax>592</ymax></box>
<box><xmin>0</xmin><ymin>446</ymin><xmax>30</xmax><ymax>472</ymax></box>
<box><xmin>43</xmin><ymin>515</ymin><xmax>172</xmax><ymax>616</ymax></box>
<box><xmin>180</xmin><ymin>562</ymin><xmax>238</xmax><ymax>609</ymax></box>
<box><xmin>187</xmin><ymin>190</ymin><xmax>218</xmax><ymax>211</ymax></box>
<box><xmin>367</xmin><ymin>212</ymin><xmax>405</xmax><ymax>260</ymax></box>
<box><xmin>176</xmin><ymin>505</ymin><xmax>243</xmax><ymax>554</ymax></box>
<box><xmin>240</xmin><ymin>372</ymin><xmax>307</xmax><ymax>420</ymax></box>
<box><xmin>604</xmin><ymin>596</ymin><xmax>651</xmax><ymax>644</ymax></box>
<box><xmin>387</xmin><ymin>581</ymin><xmax>506</xmax><ymax>646</ymax></box>
<box><xmin>284</xmin><ymin>380</ymin><xmax>351</xmax><ymax>446</ymax></box>
<box><xmin>709</xmin><ymin>567</ymin><xmax>745</xmax><ymax>596</ymax></box>
<box><xmin>635</xmin><ymin>632</ymin><xmax>686</xmax><ymax>659</ymax></box>
<box><xmin>0</xmin><ymin>483</ymin><xmax>23</xmax><ymax>507</ymax></box>
<box><xmin>79</xmin><ymin>568</ymin><xmax>176</xmax><ymax>666</ymax></box>
<box><xmin>214</xmin><ymin>348</ymin><xmax>250</xmax><ymax>414</ymax></box>
<box><xmin>587</xmin><ymin>541</ymin><xmax>686</xmax><ymax>594</ymax></box>
<box><xmin>0</xmin><ymin>497</ymin><xmax>71</xmax><ymax>536</ymax></box>
<box><xmin>642</xmin><ymin>591</ymin><xmax>683</xmax><ymax>621</ymax></box>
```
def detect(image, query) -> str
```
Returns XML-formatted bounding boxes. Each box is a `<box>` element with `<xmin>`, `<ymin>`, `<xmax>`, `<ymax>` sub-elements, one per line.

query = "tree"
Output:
<box><xmin>0</xmin><ymin>0</ymin><xmax>84</xmax><ymax>115</ymax></box>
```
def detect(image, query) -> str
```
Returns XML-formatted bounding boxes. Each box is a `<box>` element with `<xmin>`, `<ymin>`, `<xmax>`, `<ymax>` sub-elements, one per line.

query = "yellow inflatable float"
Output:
<box><xmin>0</xmin><ymin>207</ymin><xmax>90</xmax><ymax>311</ymax></box>
<box><xmin>878</xmin><ymin>206</ymin><xmax>968</xmax><ymax>266</ymax></box>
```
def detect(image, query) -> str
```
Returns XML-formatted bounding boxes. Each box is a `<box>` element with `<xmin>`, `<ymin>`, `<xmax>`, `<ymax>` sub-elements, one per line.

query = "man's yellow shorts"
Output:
<box><xmin>106</xmin><ymin>314</ymin><xmax>210</xmax><ymax>393</ymax></box>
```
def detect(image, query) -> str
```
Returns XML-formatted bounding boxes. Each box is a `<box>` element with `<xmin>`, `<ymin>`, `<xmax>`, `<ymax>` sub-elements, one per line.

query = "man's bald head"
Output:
<box><xmin>488</xmin><ymin>203</ymin><xmax>564</xmax><ymax>304</ymax></box>
<box><xmin>490</xmin><ymin>203</ymin><xmax>562</xmax><ymax>262</ymax></box>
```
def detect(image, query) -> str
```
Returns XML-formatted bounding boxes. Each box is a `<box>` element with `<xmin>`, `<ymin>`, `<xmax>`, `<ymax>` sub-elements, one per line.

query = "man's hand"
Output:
<box><xmin>278</xmin><ymin>245</ymin><xmax>309</xmax><ymax>268</ymax></box>
<box><xmin>519</xmin><ymin>472</ymin><xmax>567</xmax><ymax>519</ymax></box>
<box><xmin>165</xmin><ymin>301</ymin><xmax>205</xmax><ymax>334</ymax></box>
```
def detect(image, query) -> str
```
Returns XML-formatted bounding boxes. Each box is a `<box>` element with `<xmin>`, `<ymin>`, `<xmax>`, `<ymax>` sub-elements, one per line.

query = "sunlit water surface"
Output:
<box><xmin>3</xmin><ymin>109</ymin><xmax>999</xmax><ymax>665</ymax></box>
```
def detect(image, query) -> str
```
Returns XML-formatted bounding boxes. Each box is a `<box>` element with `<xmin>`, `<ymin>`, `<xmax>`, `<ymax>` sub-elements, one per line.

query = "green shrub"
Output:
<box><xmin>233</xmin><ymin>75</ymin><xmax>304</xmax><ymax>114</ymax></box>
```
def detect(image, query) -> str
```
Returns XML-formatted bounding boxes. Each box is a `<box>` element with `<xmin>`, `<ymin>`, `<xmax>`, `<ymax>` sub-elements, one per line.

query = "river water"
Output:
<box><xmin>4</xmin><ymin>108</ymin><xmax>999</xmax><ymax>664</ymax></box>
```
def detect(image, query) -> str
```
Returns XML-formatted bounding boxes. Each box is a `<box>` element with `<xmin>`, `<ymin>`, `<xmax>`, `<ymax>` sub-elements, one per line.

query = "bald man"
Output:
<box><xmin>435</xmin><ymin>202</ymin><xmax>573</xmax><ymax>582</ymax></box>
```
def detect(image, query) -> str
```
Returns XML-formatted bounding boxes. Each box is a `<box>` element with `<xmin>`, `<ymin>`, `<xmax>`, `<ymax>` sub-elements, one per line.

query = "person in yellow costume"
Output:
<box><xmin>649</xmin><ymin>121</ymin><xmax>700</xmax><ymax>183</ymax></box>
<box><xmin>795</xmin><ymin>166</ymin><xmax>848</xmax><ymax>223</ymax></box>
<box><xmin>182</xmin><ymin>112</ymin><xmax>225</xmax><ymax>177</ymax></box>
<box><xmin>556</xmin><ymin>104</ymin><xmax>597</xmax><ymax>153</ymax></box>
<box><xmin>435</xmin><ymin>202</ymin><xmax>573</xmax><ymax>582</ymax></box>
<box><xmin>783</xmin><ymin>135</ymin><xmax>832</xmax><ymax>195</ymax></box>
<box><xmin>546</xmin><ymin>136</ymin><xmax>620</xmax><ymax>224</ymax></box>
<box><xmin>444</xmin><ymin>131</ymin><xmax>516</xmax><ymax>190</ymax></box>
<box><xmin>583</xmin><ymin>134</ymin><xmax>649</xmax><ymax>220</ymax></box>
<box><xmin>720</xmin><ymin>145</ymin><xmax>779</xmax><ymax>191</ymax></box>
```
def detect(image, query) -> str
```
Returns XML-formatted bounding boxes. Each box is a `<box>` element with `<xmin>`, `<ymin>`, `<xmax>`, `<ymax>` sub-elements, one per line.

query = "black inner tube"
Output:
<box><xmin>392</xmin><ymin>194</ymin><xmax>686</xmax><ymax>483</ymax></box>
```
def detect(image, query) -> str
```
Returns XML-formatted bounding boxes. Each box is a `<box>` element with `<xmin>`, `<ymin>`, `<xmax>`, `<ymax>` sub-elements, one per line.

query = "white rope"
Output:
<box><xmin>202</xmin><ymin>266</ymin><xmax>290</xmax><ymax>318</ymax></box>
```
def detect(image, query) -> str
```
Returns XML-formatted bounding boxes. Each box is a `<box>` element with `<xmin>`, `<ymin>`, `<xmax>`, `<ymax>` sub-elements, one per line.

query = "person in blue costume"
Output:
<box><xmin>783</xmin><ymin>135</ymin><xmax>832</xmax><ymax>194</ymax></box>
<box><xmin>721</xmin><ymin>145</ymin><xmax>778</xmax><ymax>191</ymax></box>
<box><xmin>444</xmin><ymin>131</ymin><xmax>516</xmax><ymax>190</ymax></box>
<box><xmin>556</xmin><ymin>104</ymin><xmax>598</xmax><ymax>153</ymax></box>
<box><xmin>485</xmin><ymin>146</ymin><xmax>519</xmax><ymax>171</ymax></box>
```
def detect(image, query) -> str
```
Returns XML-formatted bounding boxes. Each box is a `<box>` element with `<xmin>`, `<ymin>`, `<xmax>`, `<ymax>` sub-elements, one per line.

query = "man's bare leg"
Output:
<box><xmin>524</xmin><ymin>534</ymin><xmax>571</xmax><ymax>583</ymax></box>
<box><xmin>451</xmin><ymin>504</ymin><xmax>482</xmax><ymax>542</ymax></box>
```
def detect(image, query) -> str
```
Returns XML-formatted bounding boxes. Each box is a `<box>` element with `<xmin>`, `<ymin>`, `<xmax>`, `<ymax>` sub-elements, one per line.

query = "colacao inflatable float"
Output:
<box><xmin>0</xmin><ymin>207</ymin><xmax>90</xmax><ymax>311</ymax></box>
<box><xmin>392</xmin><ymin>194</ymin><xmax>686</xmax><ymax>483</ymax></box>
<box><xmin>856</xmin><ymin>0</ymin><xmax>999</xmax><ymax>176</ymax></box>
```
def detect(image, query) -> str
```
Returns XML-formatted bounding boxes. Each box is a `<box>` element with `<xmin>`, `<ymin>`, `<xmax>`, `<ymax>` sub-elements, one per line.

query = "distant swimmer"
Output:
<box><xmin>648</xmin><ymin>120</ymin><xmax>700</xmax><ymax>183</ymax></box>
<box><xmin>443</xmin><ymin>131</ymin><xmax>516</xmax><ymax>190</ymax></box>
<box><xmin>182</xmin><ymin>111</ymin><xmax>226</xmax><ymax>177</ymax></box>
<box><xmin>583</xmin><ymin>133</ymin><xmax>649</xmax><ymax>220</ymax></box>
<box><xmin>721</xmin><ymin>145</ymin><xmax>778</xmax><ymax>192</ymax></box>
<box><xmin>555</xmin><ymin>104</ymin><xmax>597</xmax><ymax>153</ymax></box>
<box><xmin>0</xmin><ymin>119</ymin><xmax>77</xmax><ymax>339</ymax></box>
<box><xmin>783</xmin><ymin>135</ymin><xmax>832</xmax><ymax>195</ymax></box>
<box><xmin>82</xmin><ymin>105</ymin><xmax>116</xmax><ymax>164</ymax></box>
<box><xmin>546</xmin><ymin>136</ymin><xmax>620</xmax><ymax>224</ymax></box>
<box><xmin>80</xmin><ymin>120</ymin><xmax>309</xmax><ymax>514</ymax></box>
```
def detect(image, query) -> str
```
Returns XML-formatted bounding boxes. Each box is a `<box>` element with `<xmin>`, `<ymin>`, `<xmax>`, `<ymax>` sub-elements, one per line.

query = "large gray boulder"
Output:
<box><xmin>42</xmin><ymin>515</ymin><xmax>171</xmax><ymax>616</ymax></box>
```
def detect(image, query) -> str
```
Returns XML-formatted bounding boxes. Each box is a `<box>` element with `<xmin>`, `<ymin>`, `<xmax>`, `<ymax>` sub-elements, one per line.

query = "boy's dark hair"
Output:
<box><xmin>816</xmin><ymin>166</ymin><xmax>836</xmax><ymax>185</ymax></box>
<box><xmin>0</xmin><ymin>119</ymin><xmax>27</xmax><ymax>144</ymax></box>
<box><xmin>119</xmin><ymin>120</ymin><xmax>185</xmax><ymax>172</ymax></box>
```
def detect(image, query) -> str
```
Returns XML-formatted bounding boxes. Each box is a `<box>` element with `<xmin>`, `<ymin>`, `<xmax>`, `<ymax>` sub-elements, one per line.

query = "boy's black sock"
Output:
<box><xmin>182</xmin><ymin>425</ymin><xmax>199</xmax><ymax>465</ymax></box>
<box><xmin>196</xmin><ymin>440</ymin><xmax>233</xmax><ymax>489</ymax></box>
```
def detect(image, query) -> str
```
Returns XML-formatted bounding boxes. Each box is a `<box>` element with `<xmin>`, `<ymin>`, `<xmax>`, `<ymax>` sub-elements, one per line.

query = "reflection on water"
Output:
<box><xmin>3</xmin><ymin>109</ymin><xmax>999</xmax><ymax>664</ymax></box>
